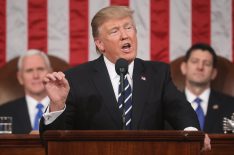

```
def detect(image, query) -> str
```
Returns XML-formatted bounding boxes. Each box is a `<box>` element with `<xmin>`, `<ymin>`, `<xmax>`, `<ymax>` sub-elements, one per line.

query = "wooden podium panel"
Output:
<box><xmin>203</xmin><ymin>134</ymin><xmax>234</xmax><ymax>155</ymax></box>
<box><xmin>43</xmin><ymin>130</ymin><xmax>204</xmax><ymax>155</ymax></box>
<box><xmin>0</xmin><ymin>134</ymin><xmax>45</xmax><ymax>155</ymax></box>
<box><xmin>1</xmin><ymin>132</ymin><xmax>233</xmax><ymax>155</ymax></box>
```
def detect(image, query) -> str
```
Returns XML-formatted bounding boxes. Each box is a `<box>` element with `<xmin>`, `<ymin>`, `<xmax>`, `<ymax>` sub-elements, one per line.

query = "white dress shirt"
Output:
<box><xmin>26</xmin><ymin>95</ymin><xmax>49</xmax><ymax>128</ymax></box>
<box><xmin>185</xmin><ymin>88</ymin><xmax>210</xmax><ymax>116</ymax></box>
<box><xmin>104</xmin><ymin>56</ymin><xmax>134</xmax><ymax>101</ymax></box>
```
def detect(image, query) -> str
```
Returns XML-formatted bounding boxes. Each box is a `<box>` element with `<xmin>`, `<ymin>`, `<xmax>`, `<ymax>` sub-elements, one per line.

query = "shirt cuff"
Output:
<box><xmin>42</xmin><ymin>105</ymin><xmax>66</xmax><ymax>125</ymax></box>
<box><xmin>183</xmin><ymin>127</ymin><xmax>198</xmax><ymax>131</ymax></box>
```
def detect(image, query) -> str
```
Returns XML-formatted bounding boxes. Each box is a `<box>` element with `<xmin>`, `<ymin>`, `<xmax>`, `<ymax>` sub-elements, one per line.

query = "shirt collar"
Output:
<box><xmin>104</xmin><ymin>56</ymin><xmax>134</xmax><ymax>80</ymax></box>
<box><xmin>26</xmin><ymin>95</ymin><xmax>50</xmax><ymax>109</ymax></box>
<box><xmin>185</xmin><ymin>88</ymin><xmax>210</xmax><ymax>104</ymax></box>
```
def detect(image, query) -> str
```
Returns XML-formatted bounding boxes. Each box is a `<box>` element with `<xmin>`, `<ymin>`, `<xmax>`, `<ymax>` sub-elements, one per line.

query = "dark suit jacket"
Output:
<box><xmin>40</xmin><ymin>55</ymin><xmax>199</xmax><ymax>132</ymax></box>
<box><xmin>0</xmin><ymin>97</ymin><xmax>32</xmax><ymax>134</ymax></box>
<box><xmin>203</xmin><ymin>90</ymin><xmax>234</xmax><ymax>133</ymax></box>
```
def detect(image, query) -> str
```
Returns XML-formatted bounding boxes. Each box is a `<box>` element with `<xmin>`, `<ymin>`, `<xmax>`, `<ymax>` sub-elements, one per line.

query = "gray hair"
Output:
<box><xmin>17</xmin><ymin>49</ymin><xmax>51</xmax><ymax>70</ymax></box>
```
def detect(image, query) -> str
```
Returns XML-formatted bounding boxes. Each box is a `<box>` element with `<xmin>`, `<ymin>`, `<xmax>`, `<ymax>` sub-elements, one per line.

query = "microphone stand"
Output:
<box><xmin>115</xmin><ymin>58</ymin><xmax>128</xmax><ymax>130</ymax></box>
<box><xmin>120</xmin><ymin>72</ymin><xmax>126</xmax><ymax>130</ymax></box>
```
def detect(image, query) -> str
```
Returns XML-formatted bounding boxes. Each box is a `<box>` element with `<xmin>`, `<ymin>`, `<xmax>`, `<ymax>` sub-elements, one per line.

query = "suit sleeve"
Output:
<box><xmin>162</xmin><ymin>64</ymin><xmax>200</xmax><ymax>130</ymax></box>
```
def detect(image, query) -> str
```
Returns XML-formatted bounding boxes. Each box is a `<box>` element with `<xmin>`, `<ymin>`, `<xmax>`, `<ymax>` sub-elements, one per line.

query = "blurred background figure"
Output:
<box><xmin>0</xmin><ymin>49</ymin><xmax>52</xmax><ymax>134</ymax></box>
<box><xmin>180</xmin><ymin>43</ymin><xmax>234</xmax><ymax>133</ymax></box>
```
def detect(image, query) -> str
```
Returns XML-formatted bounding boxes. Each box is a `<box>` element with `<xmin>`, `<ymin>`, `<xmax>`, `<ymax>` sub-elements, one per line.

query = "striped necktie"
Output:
<box><xmin>33</xmin><ymin>103</ymin><xmax>44</xmax><ymax>130</ymax></box>
<box><xmin>118</xmin><ymin>75</ymin><xmax>132</xmax><ymax>129</ymax></box>
<box><xmin>194</xmin><ymin>97</ymin><xmax>205</xmax><ymax>130</ymax></box>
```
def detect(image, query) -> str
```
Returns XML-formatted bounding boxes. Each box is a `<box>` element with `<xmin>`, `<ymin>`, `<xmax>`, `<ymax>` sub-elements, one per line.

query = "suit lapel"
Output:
<box><xmin>92</xmin><ymin>56</ymin><xmax>122</xmax><ymax>128</ymax></box>
<box><xmin>204</xmin><ymin>91</ymin><xmax>221</xmax><ymax>132</ymax></box>
<box><xmin>15</xmin><ymin>98</ymin><xmax>32</xmax><ymax>133</ymax></box>
<box><xmin>131</xmin><ymin>59</ymin><xmax>150</xmax><ymax>129</ymax></box>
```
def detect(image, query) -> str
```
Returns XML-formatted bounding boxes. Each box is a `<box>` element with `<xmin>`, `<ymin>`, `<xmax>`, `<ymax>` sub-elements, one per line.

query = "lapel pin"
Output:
<box><xmin>212</xmin><ymin>104</ymin><xmax>219</xmax><ymax>110</ymax></box>
<box><xmin>141</xmin><ymin>76</ymin><xmax>146</xmax><ymax>81</ymax></box>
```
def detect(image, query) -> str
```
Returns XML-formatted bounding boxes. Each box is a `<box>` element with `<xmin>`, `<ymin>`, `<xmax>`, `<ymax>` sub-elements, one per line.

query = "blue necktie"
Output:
<box><xmin>33</xmin><ymin>103</ymin><xmax>44</xmax><ymax>130</ymax></box>
<box><xmin>194</xmin><ymin>97</ymin><xmax>205</xmax><ymax>130</ymax></box>
<box><xmin>118</xmin><ymin>75</ymin><xmax>132</xmax><ymax>129</ymax></box>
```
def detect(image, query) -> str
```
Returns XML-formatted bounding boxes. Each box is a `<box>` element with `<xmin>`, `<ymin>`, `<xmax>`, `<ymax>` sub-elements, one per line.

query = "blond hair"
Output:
<box><xmin>91</xmin><ymin>6</ymin><xmax>135</xmax><ymax>53</ymax></box>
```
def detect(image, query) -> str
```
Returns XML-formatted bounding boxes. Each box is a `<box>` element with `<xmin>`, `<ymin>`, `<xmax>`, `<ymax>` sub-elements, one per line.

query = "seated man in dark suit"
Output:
<box><xmin>180</xmin><ymin>43</ymin><xmax>234</xmax><ymax>133</ymax></box>
<box><xmin>0</xmin><ymin>49</ymin><xmax>52</xmax><ymax>134</ymax></box>
<box><xmin>40</xmin><ymin>6</ymin><xmax>210</xmax><ymax>150</ymax></box>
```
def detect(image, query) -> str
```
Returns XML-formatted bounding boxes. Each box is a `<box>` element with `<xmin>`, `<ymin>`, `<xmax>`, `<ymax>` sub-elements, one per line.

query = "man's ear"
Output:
<box><xmin>17</xmin><ymin>71</ymin><xmax>24</xmax><ymax>85</ymax></box>
<box><xmin>180</xmin><ymin>62</ymin><xmax>187</xmax><ymax>76</ymax></box>
<box><xmin>94</xmin><ymin>38</ymin><xmax>104</xmax><ymax>52</ymax></box>
<box><xmin>211</xmin><ymin>68</ymin><xmax>217</xmax><ymax>80</ymax></box>
<box><xmin>48</xmin><ymin>67</ymin><xmax>53</xmax><ymax>73</ymax></box>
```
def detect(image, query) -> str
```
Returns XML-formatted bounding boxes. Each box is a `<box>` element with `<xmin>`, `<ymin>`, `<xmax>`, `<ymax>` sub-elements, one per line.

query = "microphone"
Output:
<box><xmin>115</xmin><ymin>58</ymin><xmax>128</xmax><ymax>130</ymax></box>
<box><xmin>115</xmin><ymin>58</ymin><xmax>128</xmax><ymax>76</ymax></box>
<box><xmin>115</xmin><ymin>58</ymin><xmax>129</xmax><ymax>94</ymax></box>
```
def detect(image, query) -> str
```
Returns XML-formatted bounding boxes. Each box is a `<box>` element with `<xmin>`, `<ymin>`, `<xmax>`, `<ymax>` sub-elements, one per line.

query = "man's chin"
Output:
<box><xmin>190</xmin><ymin>81</ymin><xmax>209</xmax><ymax>87</ymax></box>
<box><xmin>122</xmin><ymin>55</ymin><xmax>136</xmax><ymax>62</ymax></box>
<box><xmin>29</xmin><ymin>89</ymin><xmax>46</xmax><ymax>95</ymax></box>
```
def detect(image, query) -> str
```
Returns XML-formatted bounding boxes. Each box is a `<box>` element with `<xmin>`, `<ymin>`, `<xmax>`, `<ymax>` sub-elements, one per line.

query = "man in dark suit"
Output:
<box><xmin>40</xmin><ymin>6</ymin><xmax>210</xmax><ymax>150</ymax></box>
<box><xmin>0</xmin><ymin>49</ymin><xmax>52</xmax><ymax>134</ymax></box>
<box><xmin>180</xmin><ymin>43</ymin><xmax>234</xmax><ymax>133</ymax></box>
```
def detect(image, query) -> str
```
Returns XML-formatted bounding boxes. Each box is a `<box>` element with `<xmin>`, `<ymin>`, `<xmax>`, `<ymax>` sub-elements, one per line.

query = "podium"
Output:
<box><xmin>0</xmin><ymin>134</ymin><xmax>44</xmax><ymax>155</ymax></box>
<box><xmin>1</xmin><ymin>132</ymin><xmax>234</xmax><ymax>155</ymax></box>
<box><xmin>43</xmin><ymin>130</ymin><xmax>204</xmax><ymax>155</ymax></box>
<box><xmin>203</xmin><ymin>134</ymin><xmax>234</xmax><ymax>155</ymax></box>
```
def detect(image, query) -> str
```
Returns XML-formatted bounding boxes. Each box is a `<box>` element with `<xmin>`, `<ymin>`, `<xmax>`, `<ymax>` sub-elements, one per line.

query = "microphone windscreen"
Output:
<box><xmin>115</xmin><ymin>58</ymin><xmax>128</xmax><ymax>75</ymax></box>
